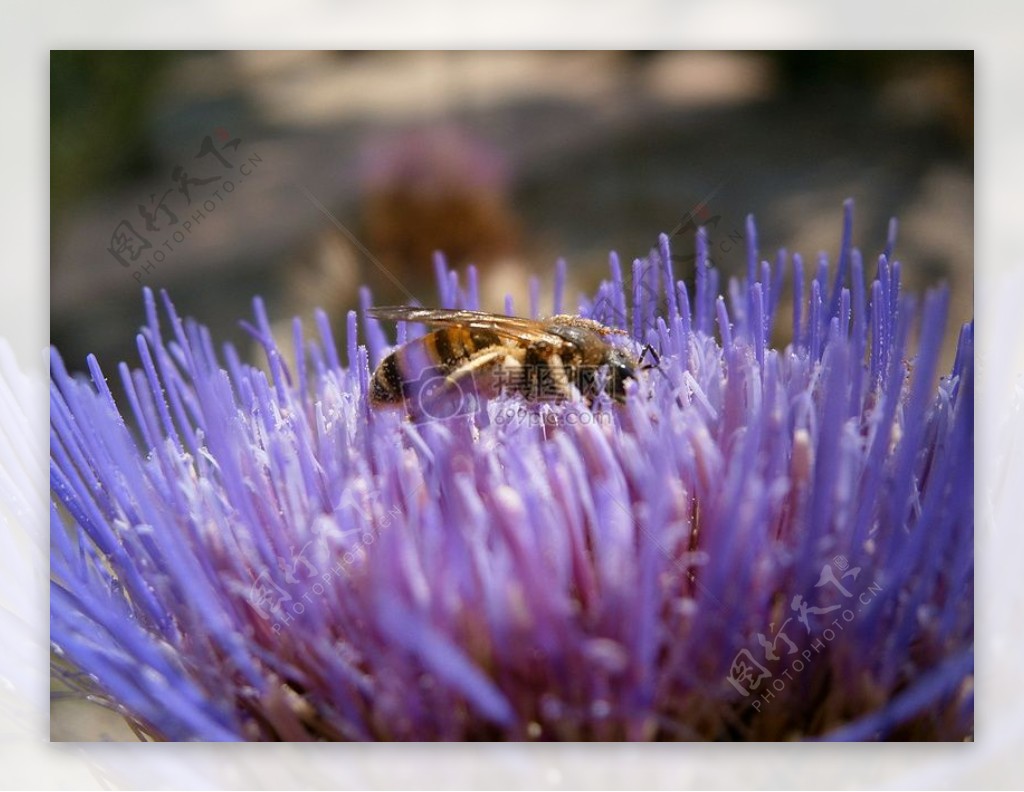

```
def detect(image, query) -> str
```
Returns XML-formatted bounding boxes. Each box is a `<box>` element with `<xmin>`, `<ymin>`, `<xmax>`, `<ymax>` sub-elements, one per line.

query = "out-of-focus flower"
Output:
<box><xmin>360</xmin><ymin>125</ymin><xmax>521</xmax><ymax>280</ymax></box>
<box><xmin>50</xmin><ymin>202</ymin><xmax>972</xmax><ymax>741</ymax></box>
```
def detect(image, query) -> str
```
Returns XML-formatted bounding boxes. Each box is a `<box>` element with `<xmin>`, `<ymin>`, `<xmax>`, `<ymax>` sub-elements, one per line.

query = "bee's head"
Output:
<box><xmin>604</xmin><ymin>343</ymin><xmax>662</xmax><ymax>403</ymax></box>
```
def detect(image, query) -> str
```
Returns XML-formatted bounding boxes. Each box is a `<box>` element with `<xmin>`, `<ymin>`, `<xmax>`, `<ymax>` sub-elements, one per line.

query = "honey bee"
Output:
<box><xmin>367</xmin><ymin>306</ymin><xmax>654</xmax><ymax>419</ymax></box>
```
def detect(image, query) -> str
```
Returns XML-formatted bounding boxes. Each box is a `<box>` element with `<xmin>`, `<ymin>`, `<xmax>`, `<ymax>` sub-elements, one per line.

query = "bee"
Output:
<box><xmin>366</xmin><ymin>306</ymin><xmax>654</xmax><ymax>419</ymax></box>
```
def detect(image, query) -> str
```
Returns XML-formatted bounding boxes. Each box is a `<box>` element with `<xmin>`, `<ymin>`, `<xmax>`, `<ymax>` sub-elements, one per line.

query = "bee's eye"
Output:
<box><xmin>609</xmin><ymin>361</ymin><xmax>635</xmax><ymax>400</ymax></box>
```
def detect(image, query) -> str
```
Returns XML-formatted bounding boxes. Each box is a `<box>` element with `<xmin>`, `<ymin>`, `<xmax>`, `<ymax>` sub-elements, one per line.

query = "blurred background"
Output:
<box><xmin>51</xmin><ymin>50</ymin><xmax>973</xmax><ymax>383</ymax></box>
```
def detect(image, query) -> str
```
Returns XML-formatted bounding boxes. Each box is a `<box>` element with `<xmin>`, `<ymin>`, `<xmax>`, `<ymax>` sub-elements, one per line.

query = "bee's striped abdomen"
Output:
<box><xmin>368</xmin><ymin>327</ymin><xmax>503</xmax><ymax>405</ymax></box>
<box><xmin>369</xmin><ymin>352</ymin><xmax>406</xmax><ymax>404</ymax></box>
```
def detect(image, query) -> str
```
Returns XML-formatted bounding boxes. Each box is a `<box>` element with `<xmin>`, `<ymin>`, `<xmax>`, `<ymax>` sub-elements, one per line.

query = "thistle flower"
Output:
<box><xmin>50</xmin><ymin>201</ymin><xmax>973</xmax><ymax>741</ymax></box>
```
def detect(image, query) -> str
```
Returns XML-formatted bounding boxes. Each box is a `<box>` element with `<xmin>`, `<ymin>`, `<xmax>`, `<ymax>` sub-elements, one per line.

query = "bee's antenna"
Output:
<box><xmin>638</xmin><ymin>343</ymin><xmax>663</xmax><ymax>372</ymax></box>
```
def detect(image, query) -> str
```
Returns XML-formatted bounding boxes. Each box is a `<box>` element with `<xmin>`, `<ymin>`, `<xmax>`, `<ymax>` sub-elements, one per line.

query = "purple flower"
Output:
<box><xmin>50</xmin><ymin>201</ymin><xmax>973</xmax><ymax>741</ymax></box>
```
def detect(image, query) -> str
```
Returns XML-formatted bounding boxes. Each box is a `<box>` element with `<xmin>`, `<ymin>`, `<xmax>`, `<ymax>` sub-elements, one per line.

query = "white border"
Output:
<box><xmin>2</xmin><ymin>2</ymin><xmax>1020</xmax><ymax>789</ymax></box>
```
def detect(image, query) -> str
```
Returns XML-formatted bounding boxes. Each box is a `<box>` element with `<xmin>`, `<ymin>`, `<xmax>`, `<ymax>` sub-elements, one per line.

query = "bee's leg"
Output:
<box><xmin>523</xmin><ymin>344</ymin><xmax>545</xmax><ymax>400</ymax></box>
<box><xmin>408</xmin><ymin>349</ymin><xmax>508</xmax><ymax>421</ymax></box>
<box><xmin>574</xmin><ymin>364</ymin><xmax>599</xmax><ymax>404</ymax></box>
<box><xmin>523</xmin><ymin>343</ymin><xmax>570</xmax><ymax>401</ymax></box>
<box><xmin>441</xmin><ymin>348</ymin><xmax>507</xmax><ymax>393</ymax></box>
<box><xmin>495</xmin><ymin>353</ymin><xmax>525</xmax><ymax>397</ymax></box>
<box><xmin>546</xmin><ymin>353</ymin><xmax>572</xmax><ymax>402</ymax></box>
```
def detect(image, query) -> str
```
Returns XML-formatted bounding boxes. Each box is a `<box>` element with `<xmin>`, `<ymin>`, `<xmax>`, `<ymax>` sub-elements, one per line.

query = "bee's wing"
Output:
<box><xmin>367</xmin><ymin>306</ymin><xmax>567</xmax><ymax>346</ymax></box>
